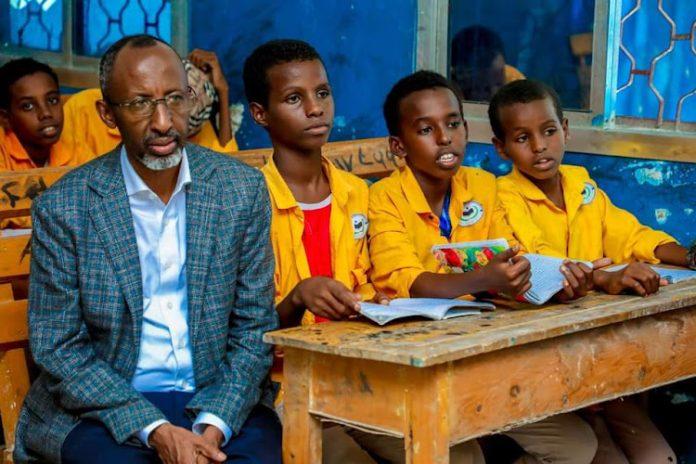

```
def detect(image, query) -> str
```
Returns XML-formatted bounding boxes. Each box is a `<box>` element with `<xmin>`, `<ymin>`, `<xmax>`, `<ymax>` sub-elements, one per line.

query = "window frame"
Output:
<box><xmin>0</xmin><ymin>0</ymin><xmax>188</xmax><ymax>89</ymax></box>
<box><xmin>417</xmin><ymin>0</ymin><xmax>696</xmax><ymax>163</ymax></box>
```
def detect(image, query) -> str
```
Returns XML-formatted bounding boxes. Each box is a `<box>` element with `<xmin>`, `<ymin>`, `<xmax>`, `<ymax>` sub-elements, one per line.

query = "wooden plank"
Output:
<box><xmin>0</xmin><ymin>236</ymin><xmax>31</xmax><ymax>280</ymax></box>
<box><xmin>404</xmin><ymin>364</ymin><xmax>450</xmax><ymax>464</ymax></box>
<box><xmin>310</xmin><ymin>353</ymin><xmax>407</xmax><ymax>435</ymax></box>
<box><xmin>0</xmin><ymin>167</ymin><xmax>70</xmax><ymax>219</ymax></box>
<box><xmin>0</xmin><ymin>348</ymin><xmax>30</xmax><ymax>461</ymax></box>
<box><xmin>445</xmin><ymin>305</ymin><xmax>696</xmax><ymax>443</ymax></box>
<box><xmin>234</xmin><ymin>137</ymin><xmax>401</xmax><ymax>178</ymax></box>
<box><xmin>0</xmin><ymin>300</ymin><xmax>28</xmax><ymax>345</ymax></box>
<box><xmin>282</xmin><ymin>348</ymin><xmax>322</xmax><ymax>464</ymax></box>
<box><xmin>265</xmin><ymin>281</ymin><xmax>696</xmax><ymax>367</ymax></box>
<box><xmin>0</xmin><ymin>283</ymin><xmax>13</xmax><ymax>302</ymax></box>
<box><xmin>286</xmin><ymin>306</ymin><xmax>696</xmax><ymax>457</ymax></box>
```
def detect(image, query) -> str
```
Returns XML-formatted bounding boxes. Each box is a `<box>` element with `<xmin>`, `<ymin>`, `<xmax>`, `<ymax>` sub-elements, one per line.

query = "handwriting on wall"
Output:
<box><xmin>234</xmin><ymin>137</ymin><xmax>402</xmax><ymax>178</ymax></box>
<box><xmin>1</xmin><ymin>176</ymin><xmax>48</xmax><ymax>209</ymax></box>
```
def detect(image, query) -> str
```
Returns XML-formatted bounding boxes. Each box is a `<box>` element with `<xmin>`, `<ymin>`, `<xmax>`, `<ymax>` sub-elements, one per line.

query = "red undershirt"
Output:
<box><xmin>299</xmin><ymin>195</ymin><xmax>333</xmax><ymax>323</ymax></box>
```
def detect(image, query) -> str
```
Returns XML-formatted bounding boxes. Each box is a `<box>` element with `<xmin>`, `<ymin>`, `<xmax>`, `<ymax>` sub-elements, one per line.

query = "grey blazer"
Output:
<box><xmin>14</xmin><ymin>145</ymin><xmax>278</xmax><ymax>463</ymax></box>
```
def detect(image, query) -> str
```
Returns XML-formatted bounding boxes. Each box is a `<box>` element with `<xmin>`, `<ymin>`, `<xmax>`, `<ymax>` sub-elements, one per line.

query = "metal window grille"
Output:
<box><xmin>615</xmin><ymin>0</ymin><xmax>696</xmax><ymax>129</ymax></box>
<box><xmin>0</xmin><ymin>0</ymin><xmax>187</xmax><ymax>86</ymax></box>
<box><xmin>7</xmin><ymin>0</ymin><xmax>63</xmax><ymax>51</ymax></box>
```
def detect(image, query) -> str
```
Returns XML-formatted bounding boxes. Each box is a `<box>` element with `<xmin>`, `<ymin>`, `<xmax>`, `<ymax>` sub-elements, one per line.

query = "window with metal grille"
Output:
<box><xmin>608</xmin><ymin>0</ymin><xmax>695</xmax><ymax>130</ymax></box>
<box><xmin>417</xmin><ymin>0</ymin><xmax>694</xmax><ymax>162</ymax></box>
<box><xmin>0</xmin><ymin>0</ymin><xmax>187</xmax><ymax>87</ymax></box>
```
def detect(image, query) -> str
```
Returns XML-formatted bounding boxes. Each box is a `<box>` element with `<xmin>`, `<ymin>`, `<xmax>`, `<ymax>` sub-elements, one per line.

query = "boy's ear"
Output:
<box><xmin>562</xmin><ymin>117</ymin><xmax>570</xmax><ymax>142</ymax></box>
<box><xmin>248</xmin><ymin>102</ymin><xmax>269</xmax><ymax>127</ymax></box>
<box><xmin>388</xmin><ymin>135</ymin><xmax>407</xmax><ymax>158</ymax></box>
<box><xmin>491</xmin><ymin>136</ymin><xmax>510</xmax><ymax>160</ymax></box>
<box><xmin>95</xmin><ymin>99</ymin><xmax>118</xmax><ymax>129</ymax></box>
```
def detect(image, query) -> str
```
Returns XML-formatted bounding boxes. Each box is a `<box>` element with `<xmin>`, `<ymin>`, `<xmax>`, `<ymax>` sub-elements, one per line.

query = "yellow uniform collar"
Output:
<box><xmin>263</xmin><ymin>154</ymin><xmax>351</xmax><ymax>209</ymax></box>
<box><xmin>398</xmin><ymin>164</ymin><xmax>474</xmax><ymax>216</ymax></box>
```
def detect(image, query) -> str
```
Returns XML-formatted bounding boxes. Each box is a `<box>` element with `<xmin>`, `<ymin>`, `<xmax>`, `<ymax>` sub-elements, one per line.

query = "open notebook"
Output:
<box><xmin>603</xmin><ymin>264</ymin><xmax>696</xmax><ymax>284</ymax></box>
<box><xmin>359</xmin><ymin>298</ymin><xmax>494</xmax><ymax>325</ymax></box>
<box><xmin>433</xmin><ymin>239</ymin><xmax>592</xmax><ymax>305</ymax></box>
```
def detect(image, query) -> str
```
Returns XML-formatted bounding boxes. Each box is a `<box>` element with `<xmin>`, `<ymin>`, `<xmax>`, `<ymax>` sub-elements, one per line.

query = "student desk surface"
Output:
<box><xmin>265</xmin><ymin>280</ymin><xmax>696</xmax><ymax>464</ymax></box>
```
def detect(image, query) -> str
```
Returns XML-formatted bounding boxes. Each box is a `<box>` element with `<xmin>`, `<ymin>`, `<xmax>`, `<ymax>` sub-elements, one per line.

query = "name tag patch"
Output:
<box><xmin>352</xmin><ymin>213</ymin><xmax>368</xmax><ymax>239</ymax></box>
<box><xmin>581</xmin><ymin>182</ymin><xmax>596</xmax><ymax>205</ymax></box>
<box><xmin>459</xmin><ymin>201</ymin><xmax>484</xmax><ymax>226</ymax></box>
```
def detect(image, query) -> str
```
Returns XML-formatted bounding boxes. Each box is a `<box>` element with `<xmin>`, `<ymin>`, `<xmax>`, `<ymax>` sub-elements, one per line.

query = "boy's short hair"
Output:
<box><xmin>383</xmin><ymin>70</ymin><xmax>463</xmax><ymax>136</ymax></box>
<box><xmin>242</xmin><ymin>39</ymin><xmax>323</xmax><ymax>108</ymax></box>
<box><xmin>99</xmin><ymin>34</ymin><xmax>174</xmax><ymax>101</ymax></box>
<box><xmin>451</xmin><ymin>26</ymin><xmax>505</xmax><ymax>71</ymax></box>
<box><xmin>0</xmin><ymin>58</ymin><xmax>59</xmax><ymax>109</ymax></box>
<box><xmin>488</xmin><ymin>79</ymin><xmax>564</xmax><ymax>139</ymax></box>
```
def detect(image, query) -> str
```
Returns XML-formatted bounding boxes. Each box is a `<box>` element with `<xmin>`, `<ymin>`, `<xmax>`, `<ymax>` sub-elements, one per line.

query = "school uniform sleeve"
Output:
<box><xmin>368</xmin><ymin>187</ymin><xmax>428</xmax><ymax>298</ymax></box>
<box><xmin>599</xmin><ymin>188</ymin><xmax>677</xmax><ymax>264</ymax></box>
<box><xmin>496</xmin><ymin>188</ymin><xmax>559</xmax><ymax>257</ymax></box>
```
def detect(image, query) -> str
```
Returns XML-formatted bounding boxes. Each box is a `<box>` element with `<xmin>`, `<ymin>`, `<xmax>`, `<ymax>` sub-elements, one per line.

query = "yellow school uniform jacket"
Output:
<box><xmin>261</xmin><ymin>156</ymin><xmax>375</xmax><ymax>325</ymax></box>
<box><xmin>496</xmin><ymin>164</ymin><xmax>677</xmax><ymax>264</ymax></box>
<box><xmin>368</xmin><ymin>165</ymin><xmax>520</xmax><ymax>298</ymax></box>
<box><xmin>61</xmin><ymin>88</ymin><xmax>238</xmax><ymax>158</ymax></box>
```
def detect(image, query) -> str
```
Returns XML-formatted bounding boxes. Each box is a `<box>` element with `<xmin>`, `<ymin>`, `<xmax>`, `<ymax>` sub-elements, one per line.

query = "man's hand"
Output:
<box><xmin>187</xmin><ymin>49</ymin><xmax>229</xmax><ymax>95</ymax></box>
<box><xmin>595</xmin><ymin>262</ymin><xmax>667</xmax><ymax>296</ymax></box>
<box><xmin>150</xmin><ymin>423</ymin><xmax>226</xmax><ymax>464</ymax></box>
<box><xmin>479</xmin><ymin>247</ymin><xmax>531</xmax><ymax>297</ymax></box>
<box><xmin>292</xmin><ymin>276</ymin><xmax>360</xmax><ymax>320</ymax></box>
<box><xmin>195</xmin><ymin>425</ymin><xmax>225</xmax><ymax>464</ymax></box>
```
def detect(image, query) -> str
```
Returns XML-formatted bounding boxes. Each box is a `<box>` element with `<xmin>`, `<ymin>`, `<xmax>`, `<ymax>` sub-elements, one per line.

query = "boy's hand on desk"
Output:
<box><xmin>373</xmin><ymin>291</ymin><xmax>390</xmax><ymax>305</ymax></box>
<box><xmin>480</xmin><ymin>247</ymin><xmax>531</xmax><ymax>297</ymax></box>
<box><xmin>556</xmin><ymin>261</ymin><xmax>594</xmax><ymax>302</ymax></box>
<box><xmin>292</xmin><ymin>277</ymin><xmax>361</xmax><ymax>320</ymax></box>
<box><xmin>595</xmin><ymin>262</ymin><xmax>666</xmax><ymax>296</ymax></box>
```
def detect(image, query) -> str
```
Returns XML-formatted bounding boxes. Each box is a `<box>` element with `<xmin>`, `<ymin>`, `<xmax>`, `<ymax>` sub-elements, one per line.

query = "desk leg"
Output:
<box><xmin>404</xmin><ymin>366</ymin><xmax>450</xmax><ymax>464</ymax></box>
<box><xmin>283</xmin><ymin>348</ymin><xmax>322</xmax><ymax>463</ymax></box>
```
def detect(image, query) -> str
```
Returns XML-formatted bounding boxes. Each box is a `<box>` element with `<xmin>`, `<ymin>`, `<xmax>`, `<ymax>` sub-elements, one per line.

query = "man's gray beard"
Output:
<box><xmin>137</xmin><ymin>148</ymin><xmax>183</xmax><ymax>171</ymax></box>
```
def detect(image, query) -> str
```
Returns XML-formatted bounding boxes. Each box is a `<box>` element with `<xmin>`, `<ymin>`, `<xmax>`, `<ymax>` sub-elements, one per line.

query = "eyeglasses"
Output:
<box><xmin>108</xmin><ymin>87</ymin><xmax>197</xmax><ymax>119</ymax></box>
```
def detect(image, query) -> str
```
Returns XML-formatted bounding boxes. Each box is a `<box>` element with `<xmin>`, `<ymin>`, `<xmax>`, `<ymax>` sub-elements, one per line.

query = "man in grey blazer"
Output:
<box><xmin>14</xmin><ymin>34</ymin><xmax>281</xmax><ymax>464</ymax></box>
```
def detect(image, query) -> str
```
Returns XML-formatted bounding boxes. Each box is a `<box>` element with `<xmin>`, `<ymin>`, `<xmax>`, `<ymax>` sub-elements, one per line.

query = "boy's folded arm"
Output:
<box><xmin>600</xmin><ymin>189</ymin><xmax>677</xmax><ymax>264</ymax></box>
<box><xmin>654</xmin><ymin>242</ymin><xmax>688</xmax><ymax>267</ymax></box>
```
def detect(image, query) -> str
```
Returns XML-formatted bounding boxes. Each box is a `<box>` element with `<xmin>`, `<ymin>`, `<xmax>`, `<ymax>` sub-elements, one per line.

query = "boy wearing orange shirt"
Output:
<box><xmin>0</xmin><ymin>58</ymin><xmax>87</xmax><ymax>170</ymax></box>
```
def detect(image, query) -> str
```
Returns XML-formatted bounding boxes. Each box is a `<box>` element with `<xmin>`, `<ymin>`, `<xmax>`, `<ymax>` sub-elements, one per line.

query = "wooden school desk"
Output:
<box><xmin>265</xmin><ymin>281</ymin><xmax>696</xmax><ymax>464</ymax></box>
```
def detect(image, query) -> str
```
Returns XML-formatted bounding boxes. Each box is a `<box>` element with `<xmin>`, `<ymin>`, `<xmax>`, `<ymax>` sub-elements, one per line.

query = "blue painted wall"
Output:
<box><xmin>189</xmin><ymin>0</ymin><xmax>694</xmax><ymax>247</ymax></box>
<box><xmin>189</xmin><ymin>0</ymin><xmax>416</xmax><ymax>150</ymax></box>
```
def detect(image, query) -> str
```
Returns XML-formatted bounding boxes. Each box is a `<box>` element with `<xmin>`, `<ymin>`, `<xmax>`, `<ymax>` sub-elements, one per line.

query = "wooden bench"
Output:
<box><xmin>266</xmin><ymin>282</ymin><xmax>696</xmax><ymax>463</ymax></box>
<box><xmin>0</xmin><ymin>137</ymin><xmax>399</xmax><ymax>462</ymax></box>
<box><xmin>0</xmin><ymin>167</ymin><xmax>71</xmax><ymax>463</ymax></box>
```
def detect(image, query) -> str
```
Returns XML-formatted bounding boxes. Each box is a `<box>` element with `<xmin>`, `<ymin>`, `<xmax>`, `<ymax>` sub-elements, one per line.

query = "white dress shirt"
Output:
<box><xmin>120</xmin><ymin>148</ymin><xmax>232</xmax><ymax>446</ymax></box>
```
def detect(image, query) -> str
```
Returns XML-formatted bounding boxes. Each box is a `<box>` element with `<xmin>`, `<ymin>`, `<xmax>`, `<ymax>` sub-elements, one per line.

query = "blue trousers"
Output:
<box><xmin>61</xmin><ymin>392</ymin><xmax>281</xmax><ymax>464</ymax></box>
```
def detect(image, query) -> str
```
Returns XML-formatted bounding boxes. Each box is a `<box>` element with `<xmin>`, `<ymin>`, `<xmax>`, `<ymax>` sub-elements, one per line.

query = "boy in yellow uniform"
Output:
<box><xmin>242</xmin><ymin>39</ymin><xmax>384</xmax><ymax>464</ymax></box>
<box><xmin>490</xmin><ymin>79</ymin><xmax>693</xmax><ymax>296</ymax></box>
<box><xmin>0</xmin><ymin>58</ymin><xmax>89</xmax><ymax>170</ymax></box>
<box><xmin>490</xmin><ymin>79</ymin><xmax>689</xmax><ymax>463</ymax></box>
<box><xmin>364</xmin><ymin>70</ymin><xmax>597</xmax><ymax>464</ymax></box>
<box><xmin>62</xmin><ymin>49</ymin><xmax>238</xmax><ymax>159</ymax></box>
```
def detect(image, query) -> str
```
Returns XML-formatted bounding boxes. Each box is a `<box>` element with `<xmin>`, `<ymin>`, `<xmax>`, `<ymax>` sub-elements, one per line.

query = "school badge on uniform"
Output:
<box><xmin>459</xmin><ymin>201</ymin><xmax>484</xmax><ymax>226</ymax></box>
<box><xmin>352</xmin><ymin>213</ymin><xmax>368</xmax><ymax>239</ymax></box>
<box><xmin>581</xmin><ymin>182</ymin><xmax>596</xmax><ymax>205</ymax></box>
